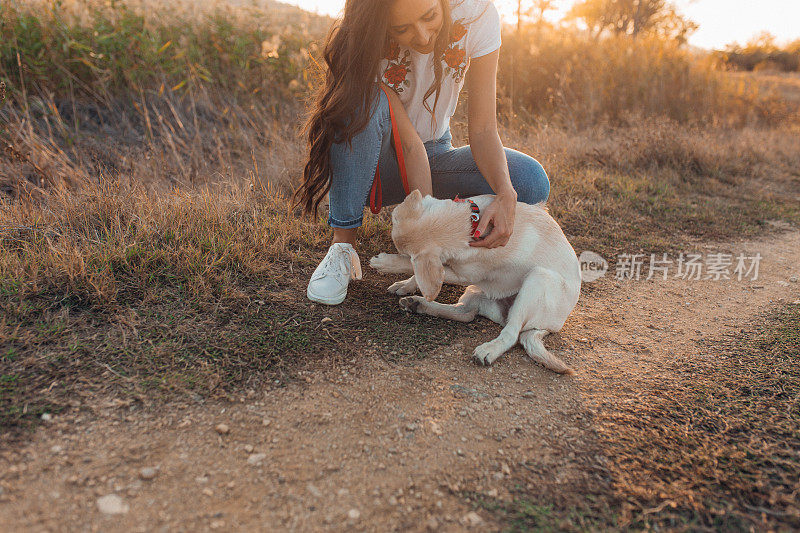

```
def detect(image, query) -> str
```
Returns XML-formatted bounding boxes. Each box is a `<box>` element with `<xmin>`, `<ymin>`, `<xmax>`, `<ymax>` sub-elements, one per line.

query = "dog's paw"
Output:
<box><xmin>399</xmin><ymin>296</ymin><xmax>424</xmax><ymax>313</ymax></box>
<box><xmin>472</xmin><ymin>341</ymin><xmax>505</xmax><ymax>366</ymax></box>
<box><xmin>388</xmin><ymin>277</ymin><xmax>418</xmax><ymax>296</ymax></box>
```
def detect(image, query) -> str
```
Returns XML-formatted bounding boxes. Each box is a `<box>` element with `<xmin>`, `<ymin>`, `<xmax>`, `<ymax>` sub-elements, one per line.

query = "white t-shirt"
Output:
<box><xmin>379</xmin><ymin>0</ymin><xmax>502</xmax><ymax>143</ymax></box>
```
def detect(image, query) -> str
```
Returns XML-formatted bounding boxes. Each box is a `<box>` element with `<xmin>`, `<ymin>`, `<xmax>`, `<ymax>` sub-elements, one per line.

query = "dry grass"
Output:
<box><xmin>728</xmin><ymin>71</ymin><xmax>800</xmax><ymax>107</ymax></box>
<box><xmin>498</xmin><ymin>32</ymin><xmax>799</xmax><ymax>127</ymax></box>
<box><xmin>479</xmin><ymin>115</ymin><xmax>800</xmax><ymax>257</ymax></box>
<box><xmin>470</xmin><ymin>304</ymin><xmax>800</xmax><ymax>531</ymax></box>
<box><xmin>590</xmin><ymin>305</ymin><xmax>800</xmax><ymax>530</ymax></box>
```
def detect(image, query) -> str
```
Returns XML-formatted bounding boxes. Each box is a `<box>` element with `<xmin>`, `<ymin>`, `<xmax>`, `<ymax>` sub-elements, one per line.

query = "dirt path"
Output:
<box><xmin>2</xmin><ymin>228</ymin><xmax>799</xmax><ymax>532</ymax></box>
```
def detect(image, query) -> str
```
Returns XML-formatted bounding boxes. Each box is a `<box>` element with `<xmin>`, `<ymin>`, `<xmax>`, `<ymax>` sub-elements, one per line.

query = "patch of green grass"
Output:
<box><xmin>471</xmin><ymin>495</ymin><xmax>560</xmax><ymax>532</ymax></box>
<box><xmin>0</xmin><ymin>0</ymin><xmax>319</xmax><ymax>100</ymax></box>
<box><xmin>467</xmin><ymin>490</ymin><xmax>616</xmax><ymax>532</ymax></box>
<box><xmin>0</xmin><ymin>372</ymin><xmax>57</xmax><ymax>432</ymax></box>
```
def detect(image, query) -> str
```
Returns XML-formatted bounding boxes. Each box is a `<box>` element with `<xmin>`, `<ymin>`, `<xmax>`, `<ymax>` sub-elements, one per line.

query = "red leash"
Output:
<box><xmin>369</xmin><ymin>85</ymin><xmax>410</xmax><ymax>214</ymax></box>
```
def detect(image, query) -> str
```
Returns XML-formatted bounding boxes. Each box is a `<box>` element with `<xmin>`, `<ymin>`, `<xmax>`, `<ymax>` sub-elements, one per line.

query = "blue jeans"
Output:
<box><xmin>327</xmin><ymin>88</ymin><xmax>551</xmax><ymax>229</ymax></box>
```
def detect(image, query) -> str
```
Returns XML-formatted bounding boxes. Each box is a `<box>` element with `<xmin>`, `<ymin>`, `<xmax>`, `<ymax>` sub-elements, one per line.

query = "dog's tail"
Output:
<box><xmin>519</xmin><ymin>329</ymin><xmax>575</xmax><ymax>375</ymax></box>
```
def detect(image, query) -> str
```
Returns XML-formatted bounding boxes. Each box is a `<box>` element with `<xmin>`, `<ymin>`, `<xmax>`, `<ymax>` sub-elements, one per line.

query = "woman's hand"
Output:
<box><xmin>469</xmin><ymin>188</ymin><xmax>517</xmax><ymax>248</ymax></box>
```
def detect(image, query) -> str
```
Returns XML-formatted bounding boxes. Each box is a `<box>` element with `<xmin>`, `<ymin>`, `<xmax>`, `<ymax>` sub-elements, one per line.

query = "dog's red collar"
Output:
<box><xmin>454</xmin><ymin>195</ymin><xmax>480</xmax><ymax>237</ymax></box>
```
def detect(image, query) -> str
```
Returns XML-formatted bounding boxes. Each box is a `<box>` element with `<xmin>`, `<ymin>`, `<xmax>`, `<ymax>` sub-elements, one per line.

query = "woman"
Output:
<box><xmin>295</xmin><ymin>0</ymin><xmax>550</xmax><ymax>305</ymax></box>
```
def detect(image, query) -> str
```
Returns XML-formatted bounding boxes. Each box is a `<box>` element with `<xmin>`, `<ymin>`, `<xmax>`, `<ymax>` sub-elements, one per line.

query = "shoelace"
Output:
<box><xmin>317</xmin><ymin>246</ymin><xmax>355</xmax><ymax>280</ymax></box>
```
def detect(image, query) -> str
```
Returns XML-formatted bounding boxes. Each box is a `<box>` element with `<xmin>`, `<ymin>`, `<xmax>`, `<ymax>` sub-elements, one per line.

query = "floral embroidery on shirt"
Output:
<box><xmin>382</xmin><ymin>12</ymin><xmax>474</xmax><ymax>90</ymax></box>
<box><xmin>450</xmin><ymin>21</ymin><xmax>468</xmax><ymax>42</ymax></box>
<box><xmin>383</xmin><ymin>42</ymin><xmax>412</xmax><ymax>92</ymax></box>
<box><xmin>442</xmin><ymin>18</ymin><xmax>468</xmax><ymax>82</ymax></box>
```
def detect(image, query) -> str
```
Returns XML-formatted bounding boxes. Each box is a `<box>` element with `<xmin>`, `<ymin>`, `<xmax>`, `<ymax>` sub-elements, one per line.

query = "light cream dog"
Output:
<box><xmin>369</xmin><ymin>190</ymin><xmax>581</xmax><ymax>374</ymax></box>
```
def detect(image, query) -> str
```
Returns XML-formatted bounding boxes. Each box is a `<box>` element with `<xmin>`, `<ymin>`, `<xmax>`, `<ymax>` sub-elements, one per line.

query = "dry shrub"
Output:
<box><xmin>500</xmin><ymin>31</ymin><xmax>797</xmax><ymax>127</ymax></box>
<box><xmin>0</xmin><ymin>84</ymin><xmax>305</xmax><ymax>197</ymax></box>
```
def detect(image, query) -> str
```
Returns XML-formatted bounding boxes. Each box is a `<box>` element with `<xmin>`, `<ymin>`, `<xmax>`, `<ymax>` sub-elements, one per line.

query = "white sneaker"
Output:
<box><xmin>306</xmin><ymin>243</ymin><xmax>363</xmax><ymax>305</ymax></box>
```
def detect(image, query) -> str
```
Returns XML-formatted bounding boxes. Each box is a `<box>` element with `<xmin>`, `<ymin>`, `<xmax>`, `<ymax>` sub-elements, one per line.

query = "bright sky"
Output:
<box><xmin>281</xmin><ymin>0</ymin><xmax>800</xmax><ymax>50</ymax></box>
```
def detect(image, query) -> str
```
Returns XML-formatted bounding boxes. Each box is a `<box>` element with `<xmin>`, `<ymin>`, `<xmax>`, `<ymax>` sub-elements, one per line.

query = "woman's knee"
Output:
<box><xmin>506</xmin><ymin>150</ymin><xmax>550</xmax><ymax>205</ymax></box>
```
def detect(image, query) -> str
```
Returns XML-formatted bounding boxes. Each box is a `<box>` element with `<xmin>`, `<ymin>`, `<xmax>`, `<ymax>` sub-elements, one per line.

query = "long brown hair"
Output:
<box><xmin>294</xmin><ymin>0</ymin><xmax>453</xmax><ymax>218</ymax></box>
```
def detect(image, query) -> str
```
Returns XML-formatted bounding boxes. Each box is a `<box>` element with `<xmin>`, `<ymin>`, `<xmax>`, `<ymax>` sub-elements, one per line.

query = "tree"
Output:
<box><xmin>531</xmin><ymin>0</ymin><xmax>557</xmax><ymax>27</ymax></box>
<box><xmin>567</xmin><ymin>0</ymin><xmax>697</xmax><ymax>44</ymax></box>
<box><xmin>509</xmin><ymin>0</ymin><xmax>557</xmax><ymax>114</ymax></box>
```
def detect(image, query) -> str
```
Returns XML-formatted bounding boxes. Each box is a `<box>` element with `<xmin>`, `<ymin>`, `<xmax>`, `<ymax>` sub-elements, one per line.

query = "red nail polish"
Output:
<box><xmin>474</xmin><ymin>230</ymin><xmax>481</xmax><ymax>238</ymax></box>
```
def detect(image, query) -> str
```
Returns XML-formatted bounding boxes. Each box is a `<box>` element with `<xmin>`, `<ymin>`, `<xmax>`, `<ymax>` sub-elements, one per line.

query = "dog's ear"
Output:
<box><xmin>412</xmin><ymin>251</ymin><xmax>444</xmax><ymax>302</ymax></box>
<box><xmin>403</xmin><ymin>189</ymin><xmax>424</xmax><ymax>212</ymax></box>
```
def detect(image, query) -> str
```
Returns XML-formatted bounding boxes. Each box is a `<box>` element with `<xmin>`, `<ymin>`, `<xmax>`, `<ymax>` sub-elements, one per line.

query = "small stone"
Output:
<box><xmin>247</xmin><ymin>453</ymin><xmax>266</xmax><ymax>465</ymax></box>
<box><xmin>243</xmin><ymin>444</ymin><xmax>254</xmax><ymax>453</ymax></box>
<box><xmin>461</xmin><ymin>511</ymin><xmax>483</xmax><ymax>526</ymax></box>
<box><xmin>50</xmin><ymin>445</ymin><xmax>63</xmax><ymax>454</ymax></box>
<box><xmin>202</xmin><ymin>488</ymin><xmax>214</xmax><ymax>496</ymax></box>
<box><xmin>405</xmin><ymin>423</ymin><xmax>417</xmax><ymax>432</ymax></box>
<box><xmin>210</xmin><ymin>520</ymin><xmax>225</xmax><ymax>530</ymax></box>
<box><xmin>429</xmin><ymin>421</ymin><xmax>443</xmax><ymax>435</ymax></box>
<box><xmin>522</xmin><ymin>391</ymin><xmax>535</xmax><ymax>399</ymax></box>
<box><xmin>790</xmin><ymin>276</ymin><xmax>798</xmax><ymax>283</ymax></box>
<box><xmin>321</xmin><ymin>317</ymin><xmax>333</xmax><ymax>324</ymax></box>
<box><xmin>456</xmin><ymin>449</ymin><xmax>464</xmax><ymax>457</ymax></box>
<box><xmin>40</xmin><ymin>413</ymin><xmax>52</xmax><ymax>422</ymax></box>
<box><xmin>214</xmin><ymin>424</ymin><xmax>230</xmax><ymax>435</ymax></box>
<box><xmin>501</xmin><ymin>462</ymin><xmax>511</xmax><ymax>475</ymax></box>
<box><xmin>388</xmin><ymin>496</ymin><xmax>398</xmax><ymax>506</ymax></box>
<box><xmin>262</xmin><ymin>418</ymin><xmax>271</xmax><ymax>427</ymax></box>
<box><xmin>347</xmin><ymin>508</ymin><xmax>361</xmax><ymax>520</ymax></box>
<box><xmin>139</xmin><ymin>467</ymin><xmax>157</xmax><ymax>480</ymax></box>
<box><xmin>426</xmin><ymin>517</ymin><xmax>439</xmax><ymax>531</ymax></box>
<box><xmin>96</xmin><ymin>494</ymin><xmax>129</xmax><ymax>514</ymax></box>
